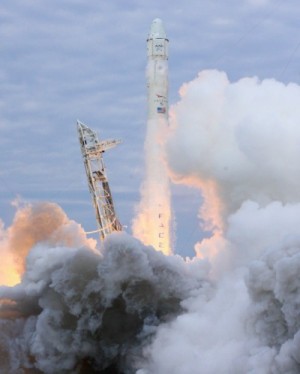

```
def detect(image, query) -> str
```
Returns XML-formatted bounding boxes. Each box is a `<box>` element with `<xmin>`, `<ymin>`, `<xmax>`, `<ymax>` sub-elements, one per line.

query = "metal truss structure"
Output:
<box><xmin>77</xmin><ymin>120</ymin><xmax>122</xmax><ymax>240</ymax></box>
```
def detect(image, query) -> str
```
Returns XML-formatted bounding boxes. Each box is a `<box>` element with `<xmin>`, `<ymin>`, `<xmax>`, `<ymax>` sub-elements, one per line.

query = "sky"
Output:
<box><xmin>1</xmin><ymin>0</ymin><xmax>300</xmax><ymax>256</ymax></box>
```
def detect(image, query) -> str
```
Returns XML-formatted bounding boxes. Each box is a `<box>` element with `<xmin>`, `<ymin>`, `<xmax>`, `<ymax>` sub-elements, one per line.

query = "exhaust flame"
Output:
<box><xmin>0</xmin><ymin>271</ymin><xmax>20</xmax><ymax>288</ymax></box>
<box><xmin>132</xmin><ymin>190</ymin><xmax>172</xmax><ymax>254</ymax></box>
<box><xmin>0</xmin><ymin>221</ymin><xmax>20</xmax><ymax>287</ymax></box>
<box><xmin>0</xmin><ymin>259</ymin><xmax>20</xmax><ymax>287</ymax></box>
<box><xmin>132</xmin><ymin>117</ymin><xmax>172</xmax><ymax>255</ymax></box>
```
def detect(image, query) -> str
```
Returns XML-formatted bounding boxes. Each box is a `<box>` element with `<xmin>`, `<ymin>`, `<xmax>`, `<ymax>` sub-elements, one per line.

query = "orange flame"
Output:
<box><xmin>133</xmin><ymin>114</ymin><xmax>173</xmax><ymax>255</ymax></box>
<box><xmin>0</xmin><ymin>254</ymin><xmax>21</xmax><ymax>286</ymax></box>
<box><xmin>132</xmin><ymin>192</ymin><xmax>172</xmax><ymax>255</ymax></box>
<box><xmin>168</xmin><ymin>174</ymin><xmax>225</xmax><ymax>260</ymax></box>
<box><xmin>194</xmin><ymin>179</ymin><xmax>225</xmax><ymax>260</ymax></box>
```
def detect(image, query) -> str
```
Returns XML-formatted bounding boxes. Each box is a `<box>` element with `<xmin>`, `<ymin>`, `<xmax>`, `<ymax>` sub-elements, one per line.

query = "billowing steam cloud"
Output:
<box><xmin>2</xmin><ymin>70</ymin><xmax>300</xmax><ymax>373</ymax></box>
<box><xmin>7</xmin><ymin>202</ymin><xmax>94</xmax><ymax>274</ymax></box>
<box><xmin>0</xmin><ymin>202</ymin><xmax>94</xmax><ymax>287</ymax></box>
<box><xmin>136</xmin><ymin>70</ymin><xmax>300</xmax><ymax>373</ymax></box>
<box><xmin>167</xmin><ymin>70</ymin><xmax>300</xmax><ymax>215</ymax></box>
<box><xmin>138</xmin><ymin>202</ymin><xmax>300</xmax><ymax>373</ymax></box>
<box><xmin>0</xmin><ymin>202</ymin><xmax>206</xmax><ymax>373</ymax></box>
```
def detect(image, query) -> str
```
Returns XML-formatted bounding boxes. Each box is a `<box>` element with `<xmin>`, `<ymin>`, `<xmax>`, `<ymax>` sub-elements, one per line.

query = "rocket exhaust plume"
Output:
<box><xmin>133</xmin><ymin>19</ymin><xmax>172</xmax><ymax>255</ymax></box>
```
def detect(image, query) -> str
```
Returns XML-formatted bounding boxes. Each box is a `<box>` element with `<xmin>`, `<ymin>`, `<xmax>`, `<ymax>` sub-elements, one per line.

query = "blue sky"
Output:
<box><xmin>1</xmin><ymin>0</ymin><xmax>299</xmax><ymax>255</ymax></box>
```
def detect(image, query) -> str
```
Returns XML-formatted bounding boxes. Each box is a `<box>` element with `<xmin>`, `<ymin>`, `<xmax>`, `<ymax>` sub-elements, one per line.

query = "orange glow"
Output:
<box><xmin>0</xmin><ymin>300</ymin><xmax>21</xmax><ymax>319</ymax></box>
<box><xmin>2</xmin><ymin>271</ymin><xmax>20</xmax><ymax>287</ymax></box>
<box><xmin>132</xmin><ymin>192</ymin><xmax>172</xmax><ymax>255</ymax></box>
<box><xmin>0</xmin><ymin>255</ymin><xmax>21</xmax><ymax>286</ymax></box>
<box><xmin>168</xmin><ymin>174</ymin><xmax>225</xmax><ymax>260</ymax></box>
<box><xmin>193</xmin><ymin>179</ymin><xmax>225</xmax><ymax>260</ymax></box>
<box><xmin>133</xmin><ymin>114</ymin><xmax>173</xmax><ymax>255</ymax></box>
<box><xmin>195</xmin><ymin>230</ymin><xmax>224</xmax><ymax>260</ymax></box>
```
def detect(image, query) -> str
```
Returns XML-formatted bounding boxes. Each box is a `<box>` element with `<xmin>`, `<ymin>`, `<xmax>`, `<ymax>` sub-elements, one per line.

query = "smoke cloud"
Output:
<box><xmin>0</xmin><ymin>202</ymin><xmax>207</xmax><ymax>373</ymax></box>
<box><xmin>137</xmin><ymin>70</ymin><xmax>300</xmax><ymax>373</ymax></box>
<box><xmin>167</xmin><ymin>70</ymin><xmax>300</xmax><ymax>223</ymax></box>
<box><xmin>7</xmin><ymin>201</ymin><xmax>94</xmax><ymax>274</ymax></box>
<box><xmin>2</xmin><ymin>70</ymin><xmax>300</xmax><ymax>373</ymax></box>
<box><xmin>138</xmin><ymin>203</ymin><xmax>300</xmax><ymax>373</ymax></box>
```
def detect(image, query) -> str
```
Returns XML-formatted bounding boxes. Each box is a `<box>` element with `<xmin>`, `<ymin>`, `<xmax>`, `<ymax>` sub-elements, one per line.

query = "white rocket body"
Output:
<box><xmin>133</xmin><ymin>18</ymin><xmax>172</xmax><ymax>253</ymax></box>
<box><xmin>146</xmin><ymin>18</ymin><xmax>169</xmax><ymax>119</ymax></box>
<box><xmin>141</xmin><ymin>19</ymin><xmax>171</xmax><ymax>253</ymax></box>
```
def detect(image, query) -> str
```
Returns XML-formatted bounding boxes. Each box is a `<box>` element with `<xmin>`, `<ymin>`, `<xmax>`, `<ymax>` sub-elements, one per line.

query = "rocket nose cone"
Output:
<box><xmin>148</xmin><ymin>18</ymin><xmax>167</xmax><ymax>39</ymax></box>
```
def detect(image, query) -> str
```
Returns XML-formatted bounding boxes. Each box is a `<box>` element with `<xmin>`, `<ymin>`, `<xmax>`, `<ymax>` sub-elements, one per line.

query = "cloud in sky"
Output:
<box><xmin>0</xmin><ymin>0</ymin><xmax>300</xmax><ymax>254</ymax></box>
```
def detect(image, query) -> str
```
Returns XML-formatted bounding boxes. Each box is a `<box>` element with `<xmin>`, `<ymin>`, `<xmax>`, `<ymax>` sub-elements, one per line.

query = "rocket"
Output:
<box><xmin>146</xmin><ymin>18</ymin><xmax>169</xmax><ymax>120</ymax></box>
<box><xmin>133</xmin><ymin>18</ymin><xmax>172</xmax><ymax>254</ymax></box>
<box><xmin>144</xmin><ymin>18</ymin><xmax>171</xmax><ymax>253</ymax></box>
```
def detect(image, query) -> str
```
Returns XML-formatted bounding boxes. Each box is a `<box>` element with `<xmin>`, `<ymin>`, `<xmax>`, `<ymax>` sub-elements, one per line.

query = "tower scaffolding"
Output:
<box><xmin>77</xmin><ymin>120</ymin><xmax>122</xmax><ymax>240</ymax></box>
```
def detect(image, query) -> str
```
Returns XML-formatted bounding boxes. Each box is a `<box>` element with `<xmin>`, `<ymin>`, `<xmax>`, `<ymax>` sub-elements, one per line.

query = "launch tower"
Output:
<box><xmin>77</xmin><ymin>120</ymin><xmax>122</xmax><ymax>240</ymax></box>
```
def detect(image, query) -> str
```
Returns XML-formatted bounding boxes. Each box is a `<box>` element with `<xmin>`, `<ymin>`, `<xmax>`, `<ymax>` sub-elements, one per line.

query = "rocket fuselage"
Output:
<box><xmin>133</xmin><ymin>18</ymin><xmax>171</xmax><ymax>254</ymax></box>
<box><xmin>146</xmin><ymin>19</ymin><xmax>169</xmax><ymax>120</ymax></box>
<box><xmin>144</xmin><ymin>19</ymin><xmax>171</xmax><ymax>253</ymax></box>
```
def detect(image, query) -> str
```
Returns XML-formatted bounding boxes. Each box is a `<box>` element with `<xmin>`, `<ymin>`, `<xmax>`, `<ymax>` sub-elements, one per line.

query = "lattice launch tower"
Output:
<box><xmin>77</xmin><ymin>120</ymin><xmax>122</xmax><ymax>240</ymax></box>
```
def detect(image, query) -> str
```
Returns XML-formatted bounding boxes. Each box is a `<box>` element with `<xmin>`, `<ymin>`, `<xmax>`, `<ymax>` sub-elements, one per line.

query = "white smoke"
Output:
<box><xmin>167</xmin><ymin>70</ymin><xmax>300</xmax><ymax>216</ymax></box>
<box><xmin>0</xmin><ymin>202</ymin><xmax>207</xmax><ymax>373</ymax></box>
<box><xmin>136</xmin><ymin>70</ymin><xmax>300</xmax><ymax>373</ymax></box>
<box><xmin>138</xmin><ymin>204</ymin><xmax>300</xmax><ymax>373</ymax></box>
